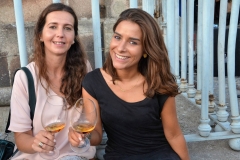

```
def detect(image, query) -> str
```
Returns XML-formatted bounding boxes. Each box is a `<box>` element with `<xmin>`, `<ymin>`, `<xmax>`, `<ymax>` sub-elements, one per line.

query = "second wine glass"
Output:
<box><xmin>70</xmin><ymin>98</ymin><xmax>97</xmax><ymax>153</ymax></box>
<box><xmin>40</xmin><ymin>95</ymin><xmax>67</xmax><ymax>159</ymax></box>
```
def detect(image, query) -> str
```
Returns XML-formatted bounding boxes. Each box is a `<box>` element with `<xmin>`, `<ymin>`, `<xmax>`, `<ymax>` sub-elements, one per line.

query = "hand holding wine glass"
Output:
<box><xmin>39</xmin><ymin>95</ymin><xmax>67</xmax><ymax>159</ymax></box>
<box><xmin>70</xmin><ymin>98</ymin><xmax>97</xmax><ymax>153</ymax></box>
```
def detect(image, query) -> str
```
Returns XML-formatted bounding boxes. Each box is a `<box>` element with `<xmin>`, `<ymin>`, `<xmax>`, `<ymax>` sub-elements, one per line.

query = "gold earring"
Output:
<box><xmin>143</xmin><ymin>53</ymin><xmax>147</xmax><ymax>58</ymax></box>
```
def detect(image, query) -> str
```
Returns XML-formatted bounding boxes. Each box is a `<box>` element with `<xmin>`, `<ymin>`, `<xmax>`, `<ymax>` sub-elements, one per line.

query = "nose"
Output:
<box><xmin>56</xmin><ymin>28</ymin><xmax>64</xmax><ymax>38</ymax></box>
<box><xmin>117</xmin><ymin>40</ymin><xmax>127</xmax><ymax>52</ymax></box>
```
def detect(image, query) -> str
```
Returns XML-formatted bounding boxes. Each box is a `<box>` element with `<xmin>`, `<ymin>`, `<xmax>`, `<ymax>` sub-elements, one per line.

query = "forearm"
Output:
<box><xmin>167</xmin><ymin>134</ymin><xmax>190</xmax><ymax>160</ymax></box>
<box><xmin>14</xmin><ymin>131</ymin><xmax>36</xmax><ymax>154</ymax></box>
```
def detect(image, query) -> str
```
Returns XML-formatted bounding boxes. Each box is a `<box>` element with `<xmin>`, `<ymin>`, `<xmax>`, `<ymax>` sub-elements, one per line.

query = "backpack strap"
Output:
<box><xmin>21</xmin><ymin>67</ymin><xmax>36</xmax><ymax>120</ymax></box>
<box><xmin>5</xmin><ymin>67</ymin><xmax>36</xmax><ymax>133</ymax></box>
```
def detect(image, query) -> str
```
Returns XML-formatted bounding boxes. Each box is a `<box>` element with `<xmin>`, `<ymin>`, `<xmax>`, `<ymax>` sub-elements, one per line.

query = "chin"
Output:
<box><xmin>112</xmin><ymin>64</ymin><xmax>125</xmax><ymax>70</ymax></box>
<box><xmin>54</xmin><ymin>50</ymin><xmax>68</xmax><ymax>55</ymax></box>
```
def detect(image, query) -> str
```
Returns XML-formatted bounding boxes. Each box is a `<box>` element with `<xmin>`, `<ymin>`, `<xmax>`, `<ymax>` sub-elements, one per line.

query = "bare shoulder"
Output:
<box><xmin>161</xmin><ymin>97</ymin><xmax>177</xmax><ymax>121</ymax></box>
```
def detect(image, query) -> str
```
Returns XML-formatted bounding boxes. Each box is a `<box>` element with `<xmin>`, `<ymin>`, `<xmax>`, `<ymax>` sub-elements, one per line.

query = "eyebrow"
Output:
<box><xmin>114</xmin><ymin>31</ymin><xmax>141</xmax><ymax>42</ymax></box>
<box><xmin>47</xmin><ymin>22</ymin><xmax>73</xmax><ymax>27</ymax></box>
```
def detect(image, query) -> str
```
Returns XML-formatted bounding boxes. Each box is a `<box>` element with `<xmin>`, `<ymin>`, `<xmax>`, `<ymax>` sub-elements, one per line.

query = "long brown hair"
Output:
<box><xmin>32</xmin><ymin>3</ymin><xmax>87</xmax><ymax>107</ymax></box>
<box><xmin>103</xmin><ymin>8</ymin><xmax>178</xmax><ymax>97</ymax></box>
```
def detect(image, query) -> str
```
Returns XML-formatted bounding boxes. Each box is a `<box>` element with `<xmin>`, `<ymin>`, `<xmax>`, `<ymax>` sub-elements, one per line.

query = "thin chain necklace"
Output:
<box><xmin>115</xmin><ymin>74</ymin><xmax>141</xmax><ymax>92</ymax></box>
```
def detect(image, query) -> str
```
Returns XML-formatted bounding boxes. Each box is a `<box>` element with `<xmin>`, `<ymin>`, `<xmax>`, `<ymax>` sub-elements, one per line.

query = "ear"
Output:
<box><xmin>72</xmin><ymin>40</ymin><xmax>75</xmax><ymax>44</ymax></box>
<box><xmin>39</xmin><ymin>35</ymin><xmax>43</xmax><ymax>42</ymax></box>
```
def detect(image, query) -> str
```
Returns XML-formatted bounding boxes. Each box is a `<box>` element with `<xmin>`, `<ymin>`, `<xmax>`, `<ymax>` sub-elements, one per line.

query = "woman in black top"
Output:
<box><xmin>69</xmin><ymin>8</ymin><xmax>190</xmax><ymax>160</ymax></box>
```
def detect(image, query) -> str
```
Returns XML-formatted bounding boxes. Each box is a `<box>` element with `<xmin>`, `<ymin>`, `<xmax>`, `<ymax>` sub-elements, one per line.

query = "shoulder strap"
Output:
<box><xmin>5</xmin><ymin>67</ymin><xmax>36</xmax><ymax>133</ymax></box>
<box><xmin>21</xmin><ymin>67</ymin><xmax>36</xmax><ymax>120</ymax></box>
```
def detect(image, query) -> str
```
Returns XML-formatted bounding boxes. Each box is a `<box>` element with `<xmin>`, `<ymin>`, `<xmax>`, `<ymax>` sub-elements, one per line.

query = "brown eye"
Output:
<box><xmin>65</xmin><ymin>27</ymin><xmax>72</xmax><ymax>31</ymax></box>
<box><xmin>49</xmin><ymin>26</ymin><xmax>56</xmax><ymax>29</ymax></box>
<box><xmin>130</xmin><ymin>41</ymin><xmax>137</xmax><ymax>45</ymax></box>
<box><xmin>114</xmin><ymin>35</ymin><xmax>120</xmax><ymax>40</ymax></box>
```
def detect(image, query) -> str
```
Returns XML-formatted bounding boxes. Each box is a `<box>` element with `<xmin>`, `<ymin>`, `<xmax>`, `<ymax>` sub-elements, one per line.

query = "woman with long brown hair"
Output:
<box><xmin>9</xmin><ymin>3</ymin><xmax>102</xmax><ymax>160</ymax></box>
<box><xmin>69</xmin><ymin>8</ymin><xmax>189</xmax><ymax>160</ymax></box>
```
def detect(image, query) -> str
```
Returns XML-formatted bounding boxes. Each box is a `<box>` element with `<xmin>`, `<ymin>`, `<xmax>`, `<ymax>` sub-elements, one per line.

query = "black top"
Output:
<box><xmin>82</xmin><ymin>69</ymin><xmax>177</xmax><ymax>159</ymax></box>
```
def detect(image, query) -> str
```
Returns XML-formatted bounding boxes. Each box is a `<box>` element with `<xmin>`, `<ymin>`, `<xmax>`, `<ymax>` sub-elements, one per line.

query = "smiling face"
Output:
<box><xmin>110</xmin><ymin>20</ymin><xmax>143</xmax><ymax>71</ymax></box>
<box><xmin>40</xmin><ymin>11</ymin><xmax>75</xmax><ymax>57</ymax></box>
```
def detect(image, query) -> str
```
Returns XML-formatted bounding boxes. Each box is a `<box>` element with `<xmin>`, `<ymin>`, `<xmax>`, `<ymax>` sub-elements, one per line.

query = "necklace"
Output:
<box><xmin>115</xmin><ymin>74</ymin><xmax>141</xmax><ymax>92</ymax></box>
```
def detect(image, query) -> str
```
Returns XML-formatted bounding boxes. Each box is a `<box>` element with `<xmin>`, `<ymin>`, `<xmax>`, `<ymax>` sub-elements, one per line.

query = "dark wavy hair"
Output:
<box><xmin>32</xmin><ymin>3</ymin><xmax>87</xmax><ymax>107</ymax></box>
<box><xmin>103</xmin><ymin>8</ymin><xmax>178</xmax><ymax>97</ymax></box>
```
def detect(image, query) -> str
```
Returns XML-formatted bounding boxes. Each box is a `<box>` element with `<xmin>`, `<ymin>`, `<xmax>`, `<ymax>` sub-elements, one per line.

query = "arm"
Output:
<box><xmin>161</xmin><ymin>97</ymin><xmax>190</xmax><ymax>160</ymax></box>
<box><xmin>69</xmin><ymin>88</ymin><xmax>103</xmax><ymax>146</ymax></box>
<box><xmin>14</xmin><ymin>130</ymin><xmax>55</xmax><ymax>153</ymax></box>
<box><xmin>14</xmin><ymin>130</ymin><xmax>35</xmax><ymax>153</ymax></box>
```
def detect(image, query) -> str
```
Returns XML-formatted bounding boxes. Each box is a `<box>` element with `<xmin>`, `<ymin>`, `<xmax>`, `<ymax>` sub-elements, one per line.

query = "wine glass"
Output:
<box><xmin>40</xmin><ymin>95</ymin><xmax>67</xmax><ymax>159</ymax></box>
<box><xmin>70</xmin><ymin>98</ymin><xmax>97</xmax><ymax>153</ymax></box>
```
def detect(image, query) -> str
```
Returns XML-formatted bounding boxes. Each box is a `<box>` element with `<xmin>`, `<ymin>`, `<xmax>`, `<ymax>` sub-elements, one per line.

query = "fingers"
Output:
<box><xmin>68</xmin><ymin>127</ymin><xmax>83</xmax><ymax>147</ymax></box>
<box><xmin>32</xmin><ymin>130</ymin><xmax>56</xmax><ymax>153</ymax></box>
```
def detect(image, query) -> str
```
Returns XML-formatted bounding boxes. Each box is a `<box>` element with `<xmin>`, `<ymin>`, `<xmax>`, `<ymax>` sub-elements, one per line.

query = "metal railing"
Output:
<box><xmin>160</xmin><ymin>0</ymin><xmax>240</xmax><ymax>151</ymax></box>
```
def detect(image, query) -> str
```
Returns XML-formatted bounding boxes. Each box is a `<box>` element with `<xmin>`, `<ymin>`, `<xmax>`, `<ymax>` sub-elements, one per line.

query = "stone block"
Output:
<box><xmin>0</xmin><ymin>106</ymin><xmax>10</xmax><ymax>133</ymax></box>
<box><xmin>0</xmin><ymin>0</ymin><xmax>15</xmax><ymax>24</ymax></box>
<box><xmin>9</xmin><ymin>56</ymin><xmax>20</xmax><ymax>85</ymax></box>
<box><xmin>0</xmin><ymin>87</ymin><xmax>11</xmax><ymax>106</ymax></box>
<box><xmin>0</xmin><ymin>56</ymin><xmax>10</xmax><ymax>87</ymax></box>
<box><xmin>0</xmin><ymin>24</ymin><xmax>18</xmax><ymax>55</ymax></box>
<box><xmin>25</xmin><ymin>23</ymin><xmax>35</xmax><ymax>55</ymax></box>
<box><xmin>103</xmin><ymin>19</ymin><xmax>115</xmax><ymax>55</ymax></box>
<box><xmin>81</xmin><ymin>35</ymin><xmax>95</xmax><ymax>67</ymax></box>
<box><xmin>79</xmin><ymin>19</ymin><xmax>93</xmax><ymax>36</ymax></box>
<box><xmin>68</xmin><ymin>0</ymin><xmax>92</xmax><ymax>19</ymax></box>
<box><xmin>105</xmin><ymin>0</ymin><xmax>128</xmax><ymax>18</ymax></box>
<box><xmin>78</xmin><ymin>20</ymin><xmax>95</xmax><ymax>68</ymax></box>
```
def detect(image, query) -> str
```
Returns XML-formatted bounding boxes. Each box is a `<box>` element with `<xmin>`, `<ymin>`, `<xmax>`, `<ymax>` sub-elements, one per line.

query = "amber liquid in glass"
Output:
<box><xmin>73</xmin><ymin>122</ymin><xmax>94</xmax><ymax>134</ymax></box>
<box><xmin>45</xmin><ymin>122</ymin><xmax>66</xmax><ymax>133</ymax></box>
